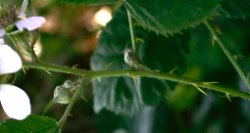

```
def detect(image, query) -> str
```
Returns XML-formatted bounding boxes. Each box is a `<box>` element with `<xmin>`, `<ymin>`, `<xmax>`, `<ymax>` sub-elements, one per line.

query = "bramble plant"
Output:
<box><xmin>0</xmin><ymin>0</ymin><xmax>250</xmax><ymax>132</ymax></box>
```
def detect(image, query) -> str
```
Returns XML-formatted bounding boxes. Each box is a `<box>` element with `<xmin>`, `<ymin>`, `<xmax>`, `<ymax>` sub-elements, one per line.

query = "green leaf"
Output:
<box><xmin>137</xmin><ymin>31</ymin><xmax>189</xmax><ymax>105</ymax></box>
<box><xmin>0</xmin><ymin>115</ymin><xmax>59</xmax><ymax>133</ymax></box>
<box><xmin>91</xmin><ymin>7</ymin><xmax>189</xmax><ymax>115</ymax></box>
<box><xmin>220</xmin><ymin>0</ymin><xmax>250</xmax><ymax>18</ymax></box>
<box><xmin>59</xmin><ymin>0</ymin><xmax>121</xmax><ymax>6</ymax></box>
<box><xmin>125</xmin><ymin>0</ymin><xmax>220</xmax><ymax>36</ymax></box>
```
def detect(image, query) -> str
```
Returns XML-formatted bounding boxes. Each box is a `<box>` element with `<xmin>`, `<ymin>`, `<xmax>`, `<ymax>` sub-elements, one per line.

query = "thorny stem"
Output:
<box><xmin>205</xmin><ymin>21</ymin><xmax>250</xmax><ymax>91</ymax></box>
<box><xmin>58</xmin><ymin>80</ymin><xmax>88</xmax><ymax>129</ymax></box>
<box><xmin>24</xmin><ymin>62</ymin><xmax>250</xmax><ymax>100</ymax></box>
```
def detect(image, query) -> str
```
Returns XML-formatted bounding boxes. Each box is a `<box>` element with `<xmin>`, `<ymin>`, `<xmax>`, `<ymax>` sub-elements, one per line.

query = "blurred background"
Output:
<box><xmin>1</xmin><ymin>0</ymin><xmax>250</xmax><ymax>133</ymax></box>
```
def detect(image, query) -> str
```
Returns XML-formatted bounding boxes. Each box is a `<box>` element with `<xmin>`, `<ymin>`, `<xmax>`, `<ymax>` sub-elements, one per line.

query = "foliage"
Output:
<box><xmin>91</xmin><ymin>7</ymin><xmax>189</xmax><ymax>114</ymax></box>
<box><xmin>59</xmin><ymin>0</ymin><xmax>121</xmax><ymax>6</ymax></box>
<box><xmin>0</xmin><ymin>115</ymin><xmax>58</xmax><ymax>133</ymax></box>
<box><xmin>220</xmin><ymin>0</ymin><xmax>250</xmax><ymax>18</ymax></box>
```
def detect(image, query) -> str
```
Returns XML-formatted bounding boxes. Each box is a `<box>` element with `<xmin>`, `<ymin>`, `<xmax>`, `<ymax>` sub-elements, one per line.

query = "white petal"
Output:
<box><xmin>0</xmin><ymin>84</ymin><xmax>31</xmax><ymax>120</ymax></box>
<box><xmin>0</xmin><ymin>29</ymin><xmax>5</xmax><ymax>38</ymax></box>
<box><xmin>0</xmin><ymin>45</ymin><xmax>22</xmax><ymax>74</ymax></box>
<box><xmin>15</xmin><ymin>16</ymin><xmax>46</xmax><ymax>31</ymax></box>
<box><xmin>0</xmin><ymin>38</ymin><xmax>4</xmax><ymax>45</ymax></box>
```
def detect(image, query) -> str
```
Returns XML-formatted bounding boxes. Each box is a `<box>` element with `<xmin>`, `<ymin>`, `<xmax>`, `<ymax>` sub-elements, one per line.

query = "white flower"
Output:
<box><xmin>0</xmin><ymin>84</ymin><xmax>31</xmax><ymax>120</ymax></box>
<box><xmin>0</xmin><ymin>39</ymin><xmax>22</xmax><ymax>74</ymax></box>
<box><xmin>15</xmin><ymin>16</ymin><xmax>46</xmax><ymax>31</ymax></box>
<box><xmin>0</xmin><ymin>39</ymin><xmax>30</xmax><ymax>120</ymax></box>
<box><xmin>0</xmin><ymin>14</ymin><xmax>45</xmax><ymax>120</ymax></box>
<box><xmin>0</xmin><ymin>29</ymin><xmax>5</xmax><ymax>38</ymax></box>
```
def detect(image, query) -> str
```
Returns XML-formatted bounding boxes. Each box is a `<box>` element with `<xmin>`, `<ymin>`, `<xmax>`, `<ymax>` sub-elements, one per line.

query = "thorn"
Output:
<box><xmin>127</xmin><ymin>73</ymin><xmax>137</xmax><ymax>79</ymax></box>
<box><xmin>104</xmin><ymin>62</ymin><xmax>113</xmax><ymax>70</ymax></box>
<box><xmin>203</xmin><ymin>81</ymin><xmax>219</xmax><ymax>85</ymax></box>
<box><xmin>233</xmin><ymin>55</ymin><xmax>244</xmax><ymax>60</ymax></box>
<box><xmin>80</xmin><ymin>95</ymin><xmax>87</xmax><ymax>102</ymax></box>
<box><xmin>215</xmin><ymin>27</ymin><xmax>222</xmax><ymax>35</ymax></box>
<box><xmin>193</xmin><ymin>84</ymin><xmax>207</xmax><ymax>95</ymax></box>
<box><xmin>79</xmin><ymin>89</ymin><xmax>88</xmax><ymax>102</ymax></box>
<box><xmin>135</xmin><ymin>38</ymin><xmax>144</xmax><ymax>44</ymax></box>
<box><xmin>72</xmin><ymin>64</ymin><xmax>79</xmax><ymax>68</ymax></box>
<box><xmin>43</xmin><ymin>68</ymin><xmax>52</xmax><ymax>75</ymax></box>
<box><xmin>169</xmin><ymin>67</ymin><xmax>178</xmax><ymax>74</ymax></box>
<box><xmin>22</xmin><ymin>67</ymin><xmax>27</xmax><ymax>74</ymax></box>
<box><xmin>226</xmin><ymin>93</ymin><xmax>232</xmax><ymax>102</ymax></box>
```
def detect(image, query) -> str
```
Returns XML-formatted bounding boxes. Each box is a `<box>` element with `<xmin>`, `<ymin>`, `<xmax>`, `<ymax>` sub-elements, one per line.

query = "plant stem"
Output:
<box><xmin>58</xmin><ymin>82</ymin><xmax>85</xmax><ymax>128</ymax></box>
<box><xmin>204</xmin><ymin>21</ymin><xmax>250</xmax><ymax>91</ymax></box>
<box><xmin>24</xmin><ymin>62</ymin><xmax>250</xmax><ymax>100</ymax></box>
<box><xmin>126</xmin><ymin>9</ymin><xmax>136</xmax><ymax>52</ymax></box>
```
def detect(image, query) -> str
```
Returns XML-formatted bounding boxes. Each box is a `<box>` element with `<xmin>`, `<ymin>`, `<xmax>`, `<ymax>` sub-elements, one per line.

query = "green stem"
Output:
<box><xmin>126</xmin><ymin>9</ymin><xmax>136</xmax><ymax>52</ymax></box>
<box><xmin>205</xmin><ymin>21</ymin><xmax>250</xmax><ymax>91</ymax></box>
<box><xmin>58</xmin><ymin>83</ymin><xmax>85</xmax><ymax>128</ymax></box>
<box><xmin>24</xmin><ymin>62</ymin><xmax>250</xmax><ymax>100</ymax></box>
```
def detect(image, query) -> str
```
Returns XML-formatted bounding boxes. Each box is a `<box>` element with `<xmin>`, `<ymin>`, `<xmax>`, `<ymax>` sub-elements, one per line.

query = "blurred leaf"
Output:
<box><xmin>97</xmin><ymin>111</ymin><xmax>131</xmax><ymax>133</ymax></box>
<box><xmin>0</xmin><ymin>0</ymin><xmax>21</xmax><ymax>6</ymax></box>
<box><xmin>166</xmin><ymin>68</ymin><xmax>201</xmax><ymax>112</ymax></box>
<box><xmin>91</xmin><ymin>7</ymin><xmax>189</xmax><ymax>115</ymax></box>
<box><xmin>220</xmin><ymin>0</ymin><xmax>250</xmax><ymax>18</ymax></box>
<box><xmin>59</xmin><ymin>0</ymin><xmax>121</xmax><ymax>6</ymax></box>
<box><xmin>125</xmin><ymin>0</ymin><xmax>220</xmax><ymax>36</ymax></box>
<box><xmin>138</xmin><ymin>32</ymin><xmax>189</xmax><ymax>105</ymax></box>
<box><xmin>0</xmin><ymin>115</ymin><xmax>59</xmax><ymax>133</ymax></box>
<box><xmin>0</xmin><ymin>74</ymin><xmax>15</xmax><ymax>84</ymax></box>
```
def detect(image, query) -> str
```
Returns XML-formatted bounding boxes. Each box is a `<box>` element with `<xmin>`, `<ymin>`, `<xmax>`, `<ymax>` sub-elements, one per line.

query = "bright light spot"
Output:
<box><xmin>33</xmin><ymin>41</ymin><xmax>42</xmax><ymax>57</ymax></box>
<box><xmin>0</xmin><ymin>84</ymin><xmax>31</xmax><ymax>120</ymax></box>
<box><xmin>0</xmin><ymin>44</ymin><xmax>22</xmax><ymax>75</ymax></box>
<box><xmin>93</xmin><ymin>7</ymin><xmax>112</xmax><ymax>27</ymax></box>
<box><xmin>40</xmin><ymin>15</ymin><xmax>58</xmax><ymax>33</ymax></box>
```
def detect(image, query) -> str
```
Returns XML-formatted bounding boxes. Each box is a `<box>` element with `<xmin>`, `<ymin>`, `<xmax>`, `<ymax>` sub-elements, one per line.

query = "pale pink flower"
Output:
<box><xmin>15</xmin><ymin>16</ymin><xmax>46</xmax><ymax>31</ymax></box>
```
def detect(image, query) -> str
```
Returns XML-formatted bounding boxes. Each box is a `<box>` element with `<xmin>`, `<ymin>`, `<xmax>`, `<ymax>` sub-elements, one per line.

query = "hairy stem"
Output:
<box><xmin>24</xmin><ymin>62</ymin><xmax>250</xmax><ymax>100</ymax></box>
<box><xmin>205</xmin><ymin>21</ymin><xmax>250</xmax><ymax>91</ymax></box>
<box><xmin>58</xmin><ymin>81</ymin><xmax>86</xmax><ymax>128</ymax></box>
